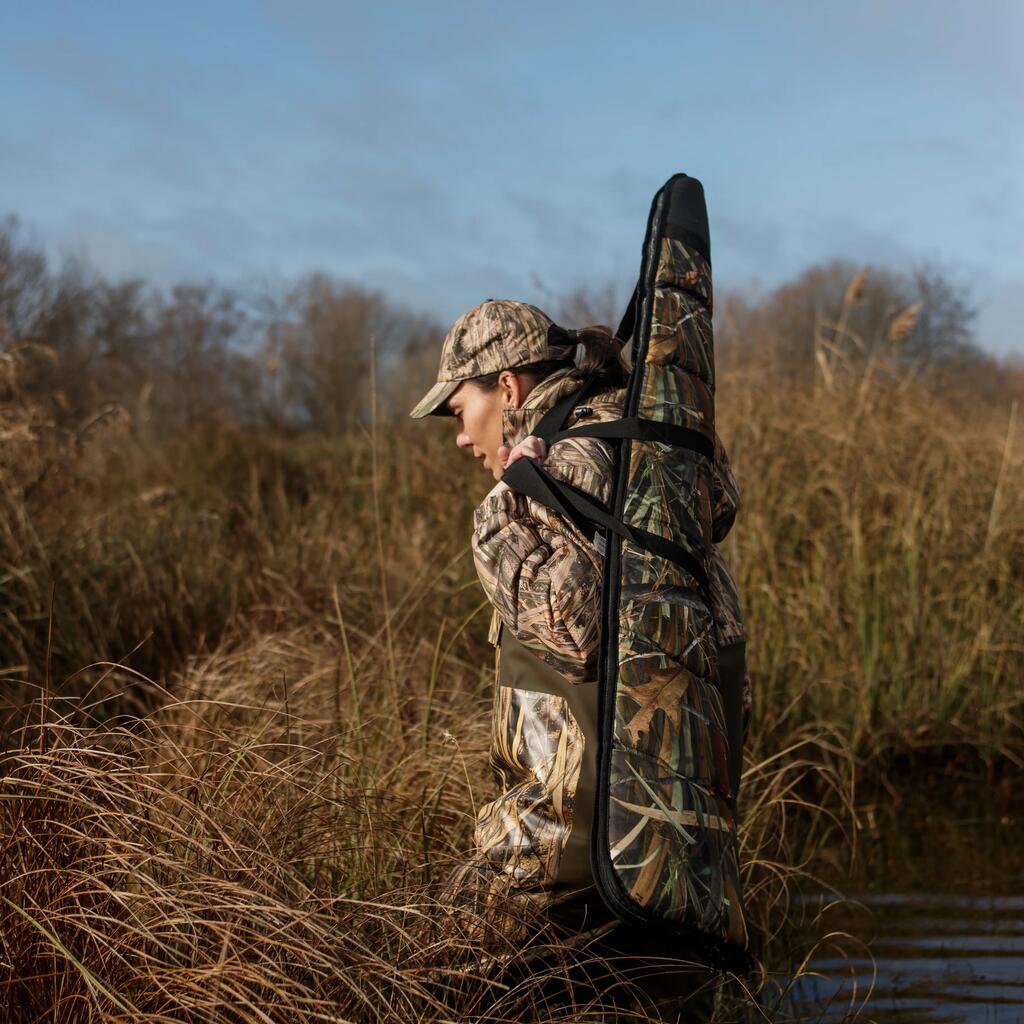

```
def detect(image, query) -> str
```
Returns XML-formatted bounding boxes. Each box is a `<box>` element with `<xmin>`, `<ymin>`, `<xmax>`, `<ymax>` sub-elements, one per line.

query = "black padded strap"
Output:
<box><xmin>615</xmin><ymin>284</ymin><xmax>639</xmax><ymax>344</ymax></box>
<box><xmin>548</xmin><ymin>417</ymin><xmax>714</xmax><ymax>461</ymax></box>
<box><xmin>501</xmin><ymin>455</ymin><xmax>710</xmax><ymax>595</ymax></box>
<box><xmin>507</xmin><ymin>379</ymin><xmax>713</xmax><ymax>589</ymax></box>
<box><xmin>501</xmin><ymin>455</ymin><xmax>604</xmax><ymax>545</ymax></box>
<box><xmin>531</xmin><ymin>374</ymin><xmax>604</xmax><ymax>443</ymax></box>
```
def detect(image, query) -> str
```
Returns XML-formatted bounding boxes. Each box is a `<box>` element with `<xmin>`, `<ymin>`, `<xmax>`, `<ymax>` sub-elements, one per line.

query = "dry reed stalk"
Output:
<box><xmin>0</xmin><ymin>659</ymin><xmax>838</xmax><ymax>1023</ymax></box>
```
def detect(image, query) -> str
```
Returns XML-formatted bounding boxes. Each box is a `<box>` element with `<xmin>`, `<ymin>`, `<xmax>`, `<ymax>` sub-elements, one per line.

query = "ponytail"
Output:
<box><xmin>554</xmin><ymin>324</ymin><xmax>630</xmax><ymax>390</ymax></box>
<box><xmin>462</xmin><ymin>322</ymin><xmax>629</xmax><ymax>394</ymax></box>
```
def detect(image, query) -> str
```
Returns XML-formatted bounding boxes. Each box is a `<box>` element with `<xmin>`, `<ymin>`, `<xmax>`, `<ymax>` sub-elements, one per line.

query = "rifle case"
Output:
<box><xmin>501</xmin><ymin>173</ymin><xmax>750</xmax><ymax>971</ymax></box>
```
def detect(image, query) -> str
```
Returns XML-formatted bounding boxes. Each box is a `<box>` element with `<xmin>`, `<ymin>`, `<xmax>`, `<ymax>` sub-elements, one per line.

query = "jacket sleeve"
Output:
<box><xmin>473</xmin><ymin>419</ymin><xmax>734</xmax><ymax>684</ymax></box>
<box><xmin>472</xmin><ymin>479</ymin><xmax>602</xmax><ymax>684</ymax></box>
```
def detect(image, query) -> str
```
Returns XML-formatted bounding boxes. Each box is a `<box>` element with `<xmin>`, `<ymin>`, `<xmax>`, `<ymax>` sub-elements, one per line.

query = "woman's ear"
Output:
<box><xmin>498</xmin><ymin>370</ymin><xmax>524</xmax><ymax>409</ymax></box>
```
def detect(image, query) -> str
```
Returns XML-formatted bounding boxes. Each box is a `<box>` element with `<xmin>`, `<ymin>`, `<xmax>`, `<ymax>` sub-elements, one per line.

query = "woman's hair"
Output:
<box><xmin>466</xmin><ymin>324</ymin><xmax>629</xmax><ymax>394</ymax></box>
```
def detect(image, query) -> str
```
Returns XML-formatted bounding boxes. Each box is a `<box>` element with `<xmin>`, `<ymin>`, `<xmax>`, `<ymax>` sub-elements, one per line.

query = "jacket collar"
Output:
<box><xmin>501</xmin><ymin>368</ymin><xmax>587</xmax><ymax>449</ymax></box>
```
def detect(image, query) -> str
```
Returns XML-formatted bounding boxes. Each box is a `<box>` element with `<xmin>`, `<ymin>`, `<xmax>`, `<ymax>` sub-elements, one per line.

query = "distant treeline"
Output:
<box><xmin>1</xmin><ymin>214</ymin><xmax>1019</xmax><ymax>444</ymax></box>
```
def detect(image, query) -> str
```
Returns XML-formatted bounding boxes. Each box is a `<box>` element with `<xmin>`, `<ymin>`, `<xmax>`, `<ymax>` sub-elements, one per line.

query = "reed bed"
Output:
<box><xmin>4</xmin><ymin>350</ymin><xmax>1020</xmax><ymax>770</ymax></box>
<box><xmin>721</xmin><ymin>361</ymin><xmax>1023</xmax><ymax>770</ymax></box>
<box><xmin>2</xmin><ymin>302</ymin><xmax>1021</xmax><ymax>1020</ymax></box>
<box><xmin>0</xmin><ymin>632</ymin><xmax>842</xmax><ymax>1022</ymax></box>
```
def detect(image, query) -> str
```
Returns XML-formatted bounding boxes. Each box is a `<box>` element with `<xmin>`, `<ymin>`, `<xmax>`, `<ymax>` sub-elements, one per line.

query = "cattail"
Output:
<box><xmin>888</xmin><ymin>301</ymin><xmax>921</xmax><ymax>343</ymax></box>
<box><xmin>139</xmin><ymin>484</ymin><xmax>176</xmax><ymax>507</ymax></box>
<box><xmin>843</xmin><ymin>269</ymin><xmax>867</xmax><ymax>307</ymax></box>
<box><xmin>0</xmin><ymin>351</ymin><xmax>14</xmax><ymax>390</ymax></box>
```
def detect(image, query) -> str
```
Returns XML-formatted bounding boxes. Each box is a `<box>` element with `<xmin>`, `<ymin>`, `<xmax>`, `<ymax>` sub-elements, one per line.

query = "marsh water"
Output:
<box><xmin>785</xmin><ymin>792</ymin><xmax>1023</xmax><ymax>1023</ymax></box>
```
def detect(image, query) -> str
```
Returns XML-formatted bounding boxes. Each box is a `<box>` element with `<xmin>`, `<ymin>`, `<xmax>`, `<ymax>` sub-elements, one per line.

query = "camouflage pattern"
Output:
<box><xmin>408</xmin><ymin>299</ymin><xmax>576</xmax><ymax>419</ymax></box>
<box><xmin>647</xmin><ymin>237</ymin><xmax>716</xmax><ymax>387</ymax></box>
<box><xmin>608</xmin><ymin>233</ymin><xmax>749</xmax><ymax>949</ymax></box>
<box><xmin>437</xmin><ymin>678</ymin><xmax>586</xmax><ymax>948</ymax></box>
<box><xmin>478</xmin><ymin>684</ymin><xmax>584</xmax><ymax>883</ymax></box>
<box><xmin>472</xmin><ymin>368</ymin><xmax>624</xmax><ymax>683</ymax></box>
<box><xmin>473</xmin><ymin>367</ymin><xmax>746</xmax><ymax>680</ymax></box>
<box><xmin>441</xmin><ymin>364</ymin><xmax>751</xmax><ymax>943</ymax></box>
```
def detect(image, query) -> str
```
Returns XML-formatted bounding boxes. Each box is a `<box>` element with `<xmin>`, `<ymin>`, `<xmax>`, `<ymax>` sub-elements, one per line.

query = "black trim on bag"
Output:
<box><xmin>592</xmin><ymin>176</ymin><xmax>668</xmax><ymax>955</ymax></box>
<box><xmin>589</xmin><ymin>174</ymin><xmax>753</xmax><ymax>975</ymax></box>
<box><xmin>615</xmin><ymin>284</ymin><xmax>638</xmax><ymax>345</ymax></box>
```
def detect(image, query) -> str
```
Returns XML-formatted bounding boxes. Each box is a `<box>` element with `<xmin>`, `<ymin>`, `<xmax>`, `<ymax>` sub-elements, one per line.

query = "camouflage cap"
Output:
<box><xmin>409</xmin><ymin>299</ymin><xmax>576</xmax><ymax>418</ymax></box>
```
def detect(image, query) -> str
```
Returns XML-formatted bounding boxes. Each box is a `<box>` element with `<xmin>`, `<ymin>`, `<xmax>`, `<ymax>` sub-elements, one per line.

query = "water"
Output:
<box><xmin>785</xmin><ymin>798</ymin><xmax>1024</xmax><ymax>1023</ymax></box>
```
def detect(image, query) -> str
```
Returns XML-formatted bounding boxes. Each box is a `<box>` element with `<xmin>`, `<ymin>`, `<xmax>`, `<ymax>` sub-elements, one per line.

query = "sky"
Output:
<box><xmin>2</xmin><ymin>1</ymin><xmax>1022</xmax><ymax>354</ymax></box>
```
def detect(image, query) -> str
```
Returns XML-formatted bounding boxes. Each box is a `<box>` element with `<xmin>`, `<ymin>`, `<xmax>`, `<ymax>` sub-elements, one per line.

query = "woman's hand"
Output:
<box><xmin>498</xmin><ymin>435</ymin><xmax>548</xmax><ymax>469</ymax></box>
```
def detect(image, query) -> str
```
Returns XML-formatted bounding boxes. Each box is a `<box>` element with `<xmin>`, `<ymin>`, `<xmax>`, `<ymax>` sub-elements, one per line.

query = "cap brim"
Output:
<box><xmin>408</xmin><ymin>379</ymin><xmax>460</xmax><ymax>419</ymax></box>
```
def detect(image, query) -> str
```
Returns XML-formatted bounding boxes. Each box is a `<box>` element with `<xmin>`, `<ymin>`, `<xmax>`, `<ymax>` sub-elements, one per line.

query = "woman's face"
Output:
<box><xmin>447</xmin><ymin>372</ymin><xmax>528</xmax><ymax>481</ymax></box>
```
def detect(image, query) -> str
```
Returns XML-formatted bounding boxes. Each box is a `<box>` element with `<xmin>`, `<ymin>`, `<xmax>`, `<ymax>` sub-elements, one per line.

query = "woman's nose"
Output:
<box><xmin>456</xmin><ymin>429</ymin><xmax>472</xmax><ymax>449</ymax></box>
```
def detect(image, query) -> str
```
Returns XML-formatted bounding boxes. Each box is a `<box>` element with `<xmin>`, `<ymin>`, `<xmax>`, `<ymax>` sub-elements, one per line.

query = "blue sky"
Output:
<box><xmin>2</xmin><ymin>1</ymin><xmax>1022</xmax><ymax>353</ymax></box>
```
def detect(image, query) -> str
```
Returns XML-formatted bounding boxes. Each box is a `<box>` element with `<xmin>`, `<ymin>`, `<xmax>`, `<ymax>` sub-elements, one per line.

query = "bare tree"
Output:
<box><xmin>264</xmin><ymin>275</ymin><xmax>441</xmax><ymax>432</ymax></box>
<box><xmin>716</xmin><ymin>259</ymin><xmax>978</xmax><ymax>381</ymax></box>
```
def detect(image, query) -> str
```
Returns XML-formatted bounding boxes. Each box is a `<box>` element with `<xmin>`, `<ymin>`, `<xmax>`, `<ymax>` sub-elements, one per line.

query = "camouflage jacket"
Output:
<box><xmin>438</xmin><ymin>368</ymin><xmax>750</xmax><ymax>947</ymax></box>
<box><xmin>472</xmin><ymin>367</ymin><xmax>747</xmax><ymax>679</ymax></box>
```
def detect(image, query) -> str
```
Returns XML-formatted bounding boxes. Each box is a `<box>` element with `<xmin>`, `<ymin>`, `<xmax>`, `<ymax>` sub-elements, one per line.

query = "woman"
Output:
<box><xmin>409</xmin><ymin>298</ymin><xmax>749</xmax><ymax>1020</ymax></box>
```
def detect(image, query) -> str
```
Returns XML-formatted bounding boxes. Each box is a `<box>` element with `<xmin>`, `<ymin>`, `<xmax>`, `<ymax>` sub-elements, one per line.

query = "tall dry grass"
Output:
<box><xmin>4</xmin><ymin>351</ymin><xmax>1021</xmax><ymax>768</ymax></box>
<box><xmin>0</xmin><ymin>632</ymin><xmax>842</xmax><ymax>1022</ymax></box>
<box><xmin>722</xmin><ymin>344</ymin><xmax>1023</xmax><ymax>771</ymax></box>
<box><xmin>2</xmin><ymin>277</ymin><xmax>1022</xmax><ymax>1020</ymax></box>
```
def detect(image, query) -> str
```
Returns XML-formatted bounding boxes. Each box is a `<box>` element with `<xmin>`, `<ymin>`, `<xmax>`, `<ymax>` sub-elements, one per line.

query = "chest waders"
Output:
<box><xmin>490</xmin><ymin>619</ymin><xmax>603</xmax><ymax>906</ymax></box>
<box><xmin>501</xmin><ymin>174</ymin><xmax>751</xmax><ymax>972</ymax></box>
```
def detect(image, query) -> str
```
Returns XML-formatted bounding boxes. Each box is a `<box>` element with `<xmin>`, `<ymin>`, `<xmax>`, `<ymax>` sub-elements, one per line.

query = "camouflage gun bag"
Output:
<box><xmin>501</xmin><ymin>174</ymin><xmax>750</xmax><ymax>971</ymax></box>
